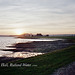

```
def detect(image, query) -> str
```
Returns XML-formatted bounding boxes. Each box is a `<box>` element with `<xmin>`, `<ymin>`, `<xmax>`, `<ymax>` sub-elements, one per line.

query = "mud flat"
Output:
<box><xmin>4</xmin><ymin>40</ymin><xmax>75</xmax><ymax>53</ymax></box>
<box><xmin>1</xmin><ymin>40</ymin><xmax>75</xmax><ymax>63</ymax></box>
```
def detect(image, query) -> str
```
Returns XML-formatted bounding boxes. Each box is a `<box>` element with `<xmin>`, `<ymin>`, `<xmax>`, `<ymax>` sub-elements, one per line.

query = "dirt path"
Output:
<box><xmin>51</xmin><ymin>62</ymin><xmax>75</xmax><ymax>75</ymax></box>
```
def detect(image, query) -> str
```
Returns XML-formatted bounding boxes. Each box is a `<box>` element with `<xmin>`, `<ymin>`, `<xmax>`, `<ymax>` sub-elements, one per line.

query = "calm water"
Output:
<box><xmin>0</xmin><ymin>37</ymin><xmax>62</xmax><ymax>58</ymax></box>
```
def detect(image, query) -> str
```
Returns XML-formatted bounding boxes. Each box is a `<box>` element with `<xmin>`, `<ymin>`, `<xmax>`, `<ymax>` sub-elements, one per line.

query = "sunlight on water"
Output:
<box><xmin>0</xmin><ymin>50</ymin><xmax>13</xmax><ymax>57</ymax></box>
<box><xmin>0</xmin><ymin>37</ymin><xmax>62</xmax><ymax>49</ymax></box>
<box><xmin>0</xmin><ymin>36</ymin><xmax>62</xmax><ymax>58</ymax></box>
<box><xmin>3</xmin><ymin>52</ymin><xmax>43</xmax><ymax>58</ymax></box>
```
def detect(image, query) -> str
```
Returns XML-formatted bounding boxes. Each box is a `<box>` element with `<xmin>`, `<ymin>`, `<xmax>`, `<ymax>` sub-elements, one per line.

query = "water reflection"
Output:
<box><xmin>0</xmin><ymin>37</ymin><xmax>62</xmax><ymax>58</ymax></box>
<box><xmin>3</xmin><ymin>52</ymin><xmax>43</xmax><ymax>58</ymax></box>
<box><xmin>0</xmin><ymin>50</ymin><xmax>13</xmax><ymax>57</ymax></box>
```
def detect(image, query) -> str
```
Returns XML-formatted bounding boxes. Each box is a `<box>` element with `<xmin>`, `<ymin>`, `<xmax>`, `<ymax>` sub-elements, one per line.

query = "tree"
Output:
<box><xmin>36</xmin><ymin>33</ymin><xmax>43</xmax><ymax>36</ymax></box>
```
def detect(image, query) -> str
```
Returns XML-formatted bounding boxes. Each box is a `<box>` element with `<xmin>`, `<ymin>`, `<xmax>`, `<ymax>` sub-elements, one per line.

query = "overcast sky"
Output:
<box><xmin>0</xmin><ymin>0</ymin><xmax>75</xmax><ymax>35</ymax></box>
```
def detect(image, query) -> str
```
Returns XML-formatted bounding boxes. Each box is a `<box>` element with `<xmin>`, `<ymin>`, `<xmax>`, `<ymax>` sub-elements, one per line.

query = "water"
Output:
<box><xmin>0</xmin><ymin>37</ymin><xmax>62</xmax><ymax>58</ymax></box>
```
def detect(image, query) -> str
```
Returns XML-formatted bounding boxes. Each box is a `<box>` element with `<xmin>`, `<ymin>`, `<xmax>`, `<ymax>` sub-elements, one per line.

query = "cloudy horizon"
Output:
<box><xmin>0</xmin><ymin>0</ymin><xmax>75</xmax><ymax>35</ymax></box>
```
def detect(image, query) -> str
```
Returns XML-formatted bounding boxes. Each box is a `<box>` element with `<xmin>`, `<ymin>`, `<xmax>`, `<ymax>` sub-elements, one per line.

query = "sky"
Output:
<box><xmin>0</xmin><ymin>0</ymin><xmax>75</xmax><ymax>35</ymax></box>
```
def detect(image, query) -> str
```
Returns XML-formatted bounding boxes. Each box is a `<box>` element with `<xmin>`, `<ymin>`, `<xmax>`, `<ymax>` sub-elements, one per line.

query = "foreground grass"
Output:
<box><xmin>0</xmin><ymin>45</ymin><xmax>75</xmax><ymax>75</ymax></box>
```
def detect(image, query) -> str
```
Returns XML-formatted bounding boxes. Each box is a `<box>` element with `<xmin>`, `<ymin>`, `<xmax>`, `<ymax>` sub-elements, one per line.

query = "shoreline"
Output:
<box><xmin>0</xmin><ymin>39</ymin><xmax>75</xmax><ymax>63</ymax></box>
<box><xmin>0</xmin><ymin>45</ymin><xmax>75</xmax><ymax>75</ymax></box>
<box><xmin>3</xmin><ymin>39</ymin><xmax>75</xmax><ymax>52</ymax></box>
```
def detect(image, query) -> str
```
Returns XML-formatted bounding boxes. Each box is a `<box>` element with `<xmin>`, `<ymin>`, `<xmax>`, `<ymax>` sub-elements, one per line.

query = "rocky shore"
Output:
<box><xmin>4</xmin><ymin>40</ymin><xmax>75</xmax><ymax>53</ymax></box>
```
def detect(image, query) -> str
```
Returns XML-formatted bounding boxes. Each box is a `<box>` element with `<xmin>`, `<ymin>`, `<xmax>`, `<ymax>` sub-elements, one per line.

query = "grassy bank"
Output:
<box><xmin>18</xmin><ymin>36</ymin><xmax>75</xmax><ymax>39</ymax></box>
<box><xmin>0</xmin><ymin>45</ymin><xmax>75</xmax><ymax>75</ymax></box>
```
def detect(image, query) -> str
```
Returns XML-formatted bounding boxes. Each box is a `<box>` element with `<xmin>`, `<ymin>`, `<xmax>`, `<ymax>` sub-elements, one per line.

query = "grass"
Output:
<box><xmin>48</xmin><ymin>36</ymin><xmax>75</xmax><ymax>40</ymax></box>
<box><xmin>0</xmin><ymin>45</ymin><xmax>75</xmax><ymax>75</ymax></box>
<box><xmin>19</xmin><ymin>35</ymin><xmax>75</xmax><ymax>40</ymax></box>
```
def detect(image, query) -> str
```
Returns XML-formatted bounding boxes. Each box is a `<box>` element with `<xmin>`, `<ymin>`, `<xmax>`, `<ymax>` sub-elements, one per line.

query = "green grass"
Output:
<box><xmin>48</xmin><ymin>36</ymin><xmax>75</xmax><ymax>39</ymax></box>
<box><xmin>0</xmin><ymin>45</ymin><xmax>75</xmax><ymax>75</ymax></box>
<box><xmin>19</xmin><ymin>36</ymin><xmax>75</xmax><ymax>40</ymax></box>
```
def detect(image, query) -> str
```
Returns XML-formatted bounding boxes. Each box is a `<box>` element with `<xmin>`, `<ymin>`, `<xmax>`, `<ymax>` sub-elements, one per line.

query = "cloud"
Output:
<box><xmin>0</xmin><ymin>0</ymin><xmax>75</xmax><ymax>34</ymax></box>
